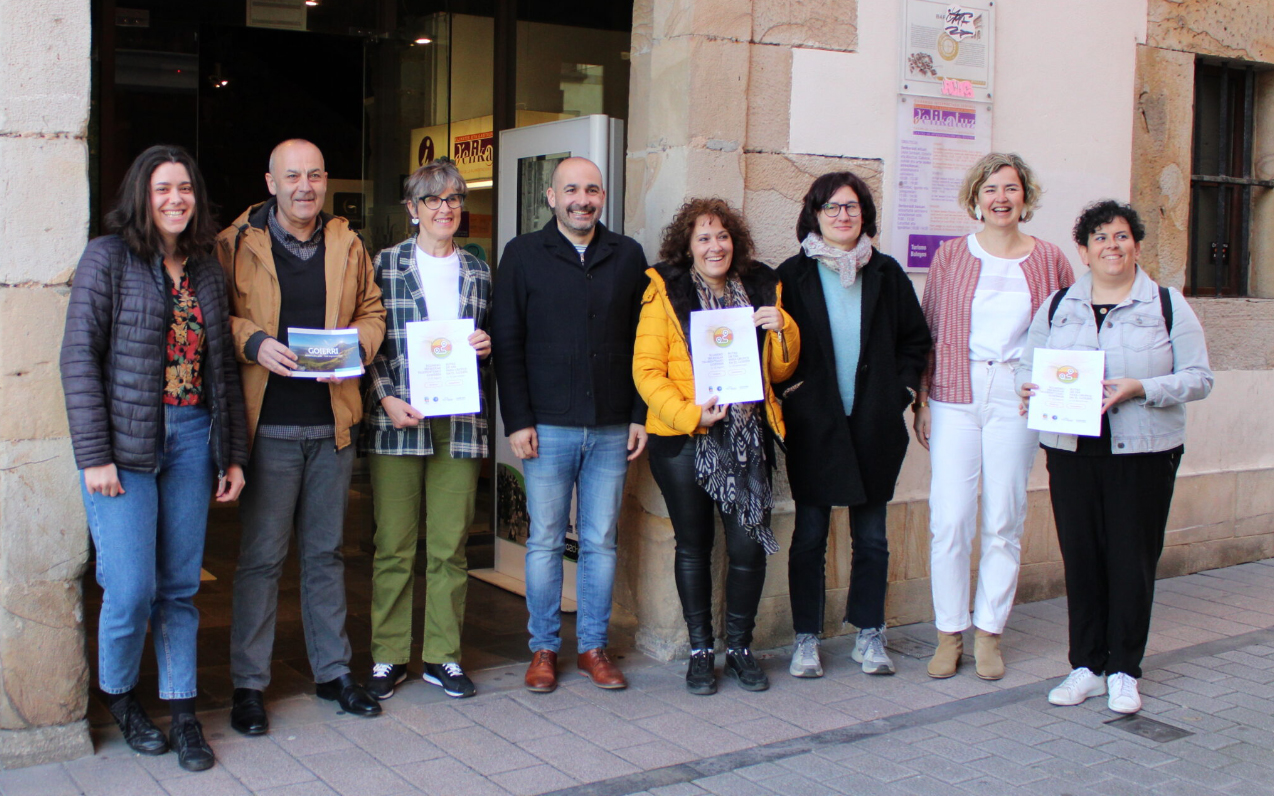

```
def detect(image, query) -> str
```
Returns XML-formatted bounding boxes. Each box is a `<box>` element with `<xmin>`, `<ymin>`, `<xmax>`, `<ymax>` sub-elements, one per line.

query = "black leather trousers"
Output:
<box><xmin>649</xmin><ymin>443</ymin><xmax>768</xmax><ymax>649</ymax></box>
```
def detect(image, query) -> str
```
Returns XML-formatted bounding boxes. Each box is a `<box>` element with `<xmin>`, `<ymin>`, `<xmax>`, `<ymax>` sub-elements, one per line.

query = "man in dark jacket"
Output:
<box><xmin>492</xmin><ymin>156</ymin><xmax>648</xmax><ymax>693</ymax></box>
<box><xmin>217</xmin><ymin>139</ymin><xmax>386</xmax><ymax>734</ymax></box>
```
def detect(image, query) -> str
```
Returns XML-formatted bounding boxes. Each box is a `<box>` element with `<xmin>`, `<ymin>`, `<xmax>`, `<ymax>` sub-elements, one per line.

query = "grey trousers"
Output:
<box><xmin>230</xmin><ymin>434</ymin><xmax>355</xmax><ymax>689</ymax></box>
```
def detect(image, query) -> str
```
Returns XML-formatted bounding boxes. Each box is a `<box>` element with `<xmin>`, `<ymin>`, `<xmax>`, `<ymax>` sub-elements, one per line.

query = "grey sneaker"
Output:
<box><xmin>851</xmin><ymin>626</ymin><xmax>896</xmax><ymax>675</ymax></box>
<box><xmin>789</xmin><ymin>633</ymin><xmax>823</xmax><ymax>678</ymax></box>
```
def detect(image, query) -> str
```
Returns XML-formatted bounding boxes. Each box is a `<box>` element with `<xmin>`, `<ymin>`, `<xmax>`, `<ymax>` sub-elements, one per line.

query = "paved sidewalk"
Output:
<box><xmin>4</xmin><ymin>560</ymin><xmax>1274</xmax><ymax>796</ymax></box>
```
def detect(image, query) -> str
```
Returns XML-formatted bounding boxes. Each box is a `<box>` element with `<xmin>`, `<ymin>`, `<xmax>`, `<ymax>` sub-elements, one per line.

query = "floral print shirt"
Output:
<box><xmin>163</xmin><ymin>269</ymin><xmax>205</xmax><ymax>406</ymax></box>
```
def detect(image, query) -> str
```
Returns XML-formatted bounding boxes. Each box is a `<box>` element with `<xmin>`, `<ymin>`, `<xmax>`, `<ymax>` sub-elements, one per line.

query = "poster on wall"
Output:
<box><xmin>887</xmin><ymin>95</ymin><xmax>991</xmax><ymax>271</ymax></box>
<box><xmin>900</xmin><ymin>0</ymin><xmax>994</xmax><ymax>102</ymax></box>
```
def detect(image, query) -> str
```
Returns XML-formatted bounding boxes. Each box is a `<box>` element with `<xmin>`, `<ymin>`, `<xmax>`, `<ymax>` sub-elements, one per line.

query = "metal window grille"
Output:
<box><xmin>1187</xmin><ymin>61</ymin><xmax>1270</xmax><ymax>296</ymax></box>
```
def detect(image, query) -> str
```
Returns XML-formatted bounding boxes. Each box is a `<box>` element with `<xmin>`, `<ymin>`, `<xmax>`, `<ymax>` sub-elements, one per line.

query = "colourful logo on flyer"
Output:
<box><xmin>1056</xmin><ymin>366</ymin><xmax>1079</xmax><ymax>384</ymax></box>
<box><xmin>712</xmin><ymin>327</ymin><xmax>734</xmax><ymax>348</ymax></box>
<box><xmin>431</xmin><ymin>338</ymin><xmax>453</xmax><ymax>358</ymax></box>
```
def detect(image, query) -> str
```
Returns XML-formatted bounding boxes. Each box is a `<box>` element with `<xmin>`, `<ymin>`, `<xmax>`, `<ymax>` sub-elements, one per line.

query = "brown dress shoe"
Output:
<box><xmin>525</xmin><ymin>650</ymin><xmax>558</xmax><ymax>693</ymax></box>
<box><xmin>577</xmin><ymin>648</ymin><xmax>627</xmax><ymax>690</ymax></box>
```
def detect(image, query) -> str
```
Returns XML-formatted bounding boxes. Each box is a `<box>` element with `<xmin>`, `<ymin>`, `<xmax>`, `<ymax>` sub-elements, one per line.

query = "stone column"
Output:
<box><xmin>619</xmin><ymin>0</ymin><xmax>866</xmax><ymax>659</ymax></box>
<box><xmin>0</xmin><ymin>0</ymin><xmax>94</xmax><ymax>768</ymax></box>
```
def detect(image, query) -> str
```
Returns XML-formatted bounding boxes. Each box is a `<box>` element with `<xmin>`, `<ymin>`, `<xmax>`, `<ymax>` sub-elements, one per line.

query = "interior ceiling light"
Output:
<box><xmin>305</xmin><ymin>0</ymin><xmax>318</xmax><ymax>6</ymax></box>
<box><xmin>415</xmin><ymin>36</ymin><xmax>433</xmax><ymax>45</ymax></box>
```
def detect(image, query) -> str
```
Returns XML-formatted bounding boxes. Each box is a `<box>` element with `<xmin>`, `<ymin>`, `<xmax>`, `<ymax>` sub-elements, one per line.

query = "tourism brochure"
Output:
<box><xmin>688</xmin><ymin>307</ymin><xmax>764</xmax><ymax>406</ymax></box>
<box><xmin>405</xmin><ymin>318</ymin><xmax>481</xmax><ymax>417</ymax></box>
<box><xmin>1027</xmin><ymin>348</ymin><xmax>1106</xmax><ymax>437</ymax></box>
<box><xmin>286</xmin><ymin>327</ymin><xmax>363</xmax><ymax>378</ymax></box>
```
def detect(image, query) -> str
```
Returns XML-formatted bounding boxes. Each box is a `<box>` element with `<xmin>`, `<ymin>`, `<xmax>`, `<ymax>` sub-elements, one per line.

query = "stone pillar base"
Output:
<box><xmin>0</xmin><ymin>721</ymin><xmax>93</xmax><ymax>769</ymax></box>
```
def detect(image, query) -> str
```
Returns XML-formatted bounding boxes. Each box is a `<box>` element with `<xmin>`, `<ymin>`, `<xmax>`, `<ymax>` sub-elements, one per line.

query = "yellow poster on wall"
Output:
<box><xmin>410</xmin><ymin>111</ymin><xmax>573</xmax><ymax>183</ymax></box>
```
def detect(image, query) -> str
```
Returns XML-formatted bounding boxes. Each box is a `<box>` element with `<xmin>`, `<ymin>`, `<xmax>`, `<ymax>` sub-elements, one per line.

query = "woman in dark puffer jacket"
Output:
<box><xmin>60</xmin><ymin>145</ymin><xmax>247</xmax><ymax>772</ymax></box>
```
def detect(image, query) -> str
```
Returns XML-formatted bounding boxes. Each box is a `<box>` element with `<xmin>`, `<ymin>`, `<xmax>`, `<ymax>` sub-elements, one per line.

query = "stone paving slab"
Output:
<box><xmin>3</xmin><ymin>560</ymin><xmax>1274</xmax><ymax>796</ymax></box>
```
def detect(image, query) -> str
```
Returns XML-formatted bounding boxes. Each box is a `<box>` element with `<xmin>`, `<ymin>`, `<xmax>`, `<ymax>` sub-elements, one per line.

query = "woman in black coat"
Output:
<box><xmin>60</xmin><ymin>145</ymin><xmax>247</xmax><ymax>772</ymax></box>
<box><xmin>776</xmin><ymin>172</ymin><xmax>931</xmax><ymax>678</ymax></box>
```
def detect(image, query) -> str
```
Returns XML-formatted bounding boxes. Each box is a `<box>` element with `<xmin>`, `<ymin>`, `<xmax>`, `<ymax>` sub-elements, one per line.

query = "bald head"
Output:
<box><xmin>547</xmin><ymin>157</ymin><xmax>605</xmax><ymax>241</ymax></box>
<box><xmin>266</xmin><ymin>139</ymin><xmax>327</xmax><ymax>238</ymax></box>
<box><xmin>268</xmin><ymin>139</ymin><xmax>324</xmax><ymax>176</ymax></box>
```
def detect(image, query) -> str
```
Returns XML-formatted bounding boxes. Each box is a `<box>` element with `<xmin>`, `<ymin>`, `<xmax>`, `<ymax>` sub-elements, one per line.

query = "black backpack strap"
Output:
<box><xmin>1047</xmin><ymin>286</ymin><xmax>1069</xmax><ymax>325</ymax></box>
<box><xmin>1159</xmin><ymin>285</ymin><xmax>1174</xmax><ymax>336</ymax></box>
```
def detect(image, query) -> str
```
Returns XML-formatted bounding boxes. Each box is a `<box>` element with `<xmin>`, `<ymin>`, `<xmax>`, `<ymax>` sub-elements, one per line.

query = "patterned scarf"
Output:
<box><xmin>801</xmin><ymin>232</ymin><xmax>872</xmax><ymax>288</ymax></box>
<box><xmin>689</xmin><ymin>269</ymin><xmax>779</xmax><ymax>555</ymax></box>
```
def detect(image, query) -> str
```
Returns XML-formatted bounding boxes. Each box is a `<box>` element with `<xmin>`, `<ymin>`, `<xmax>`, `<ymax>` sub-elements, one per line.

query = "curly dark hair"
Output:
<box><xmin>657</xmin><ymin>197</ymin><xmax>757</xmax><ymax>275</ymax></box>
<box><xmin>1072</xmin><ymin>200</ymin><xmax>1145</xmax><ymax>246</ymax></box>
<box><xmin>796</xmin><ymin>171</ymin><xmax>878</xmax><ymax>242</ymax></box>
<box><xmin>105</xmin><ymin>144</ymin><xmax>218</xmax><ymax>263</ymax></box>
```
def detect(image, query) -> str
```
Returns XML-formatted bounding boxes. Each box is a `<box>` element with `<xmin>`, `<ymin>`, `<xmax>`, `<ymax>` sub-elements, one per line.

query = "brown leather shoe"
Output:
<box><xmin>577</xmin><ymin>648</ymin><xmax>627</xmax><ymax>690</ymax></box>
<box><xmin>525</xmin><ymin>650</ymin><xmax>558</xmax><ymax>693</ymax></box>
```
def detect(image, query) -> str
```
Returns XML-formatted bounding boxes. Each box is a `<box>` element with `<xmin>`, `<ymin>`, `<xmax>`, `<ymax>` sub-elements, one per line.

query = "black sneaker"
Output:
<box><xmin>422</xmin><ymin>662</ymin><xmax>476</xmax><ymax>698</ymax></box>
<box><xmin>366</xmin><ymin>663</ymin><xmax>409</xmax><ymax>700</ymax></box>
<box><xmin>108</xmin><ymin>694</ymin><xmax>169</xmax><ymax>755</ymax></box>
<box><xmin>169</xmin><ymin>713</ymin><xmax>215</xmax><ymax>772</ymax></box>
<box><xmin>725</xmin><ymin>647</ymin><xmax>770</xmax><ymax>692</ymax></box>
<box><xmin>686</xmin><ymin>649</ymin><xmax>717</xmax><ymax>696</ymax></box>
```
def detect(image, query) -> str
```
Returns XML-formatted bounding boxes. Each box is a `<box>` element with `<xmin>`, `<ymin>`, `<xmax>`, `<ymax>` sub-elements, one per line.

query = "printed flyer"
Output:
<box><xmin>688</xmin><ymin>307</ymin><xmax>763</xmax><ymax>406</ymax></box>
<box><xmin>404</xmin><ymin>318</ymin><xmax>480</xmax><ymax>417</ymax></box>
<box><xmin>1028</xmin><ymin>349</ymin><xmax>1106</xmax><ymax>437</ymax></box>
<box><xmin>286</xmin><ymin>328</ymin><xmax>363</xmax><ymax>378</ymax></box>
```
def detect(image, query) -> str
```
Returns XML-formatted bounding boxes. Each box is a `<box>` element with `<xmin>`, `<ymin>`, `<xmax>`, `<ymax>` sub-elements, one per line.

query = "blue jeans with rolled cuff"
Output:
<box><xmin>81</xmin><ymin>404</ymin><xmax>215</xmax><ymax>699</ymax></box>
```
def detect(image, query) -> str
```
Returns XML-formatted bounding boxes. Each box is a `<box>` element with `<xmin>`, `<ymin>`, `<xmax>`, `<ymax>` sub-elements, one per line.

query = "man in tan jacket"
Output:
<box><xmin>217</xmin><ymin>139</ymin><xmax>385</xmax><ymax>734</ymax></box>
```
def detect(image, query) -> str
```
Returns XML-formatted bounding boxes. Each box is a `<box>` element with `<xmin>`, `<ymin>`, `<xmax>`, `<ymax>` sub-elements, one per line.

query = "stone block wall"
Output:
<box><xmin>620</xmin><ymin>0</ymin><xmax>880</xmax><ymax>660</ymax></box>
<box><xmin>620</xmin><ymin>0</ymin><xmax>1274</xmax><ymax>661</ymax></box>
<box><xmin>0</xmin><ymin>0</ymin><xmax>94</xmax><ymax>769</ymax></box>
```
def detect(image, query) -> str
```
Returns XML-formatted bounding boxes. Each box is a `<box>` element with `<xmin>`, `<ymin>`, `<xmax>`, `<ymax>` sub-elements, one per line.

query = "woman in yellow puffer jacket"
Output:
<box><xmin>633</xmin><ymin>197</ymin><xmax>800</xmax><ymax>696</ymax></box>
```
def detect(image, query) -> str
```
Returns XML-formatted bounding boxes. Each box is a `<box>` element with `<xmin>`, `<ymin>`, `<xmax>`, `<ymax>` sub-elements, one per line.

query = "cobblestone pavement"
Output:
<box><xmin>4</xmin><ymin>560</ymin><xmax>1274</xmax><ymax>796</ymax></box>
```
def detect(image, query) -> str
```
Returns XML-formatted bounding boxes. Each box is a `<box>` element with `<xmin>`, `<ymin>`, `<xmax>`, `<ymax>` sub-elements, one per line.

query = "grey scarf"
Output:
<box><xmin>801</xmin><ymin>232</ymin><xmax>872</xmax><ymax>288</ymax></box>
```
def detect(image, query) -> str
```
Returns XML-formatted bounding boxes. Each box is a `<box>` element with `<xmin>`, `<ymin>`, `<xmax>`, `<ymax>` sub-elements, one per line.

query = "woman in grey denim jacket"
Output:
<box><xmin>1016</xmin><ymin>200</ymin><xmax>1212</xmax><ymax>716</ymax></box>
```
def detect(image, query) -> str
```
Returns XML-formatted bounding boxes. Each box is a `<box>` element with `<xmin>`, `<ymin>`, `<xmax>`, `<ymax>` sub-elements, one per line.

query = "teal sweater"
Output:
<box><xmin>817</xmin><ymin>264</ymin><xmax>863</xmax><ymax>415</ymax></box>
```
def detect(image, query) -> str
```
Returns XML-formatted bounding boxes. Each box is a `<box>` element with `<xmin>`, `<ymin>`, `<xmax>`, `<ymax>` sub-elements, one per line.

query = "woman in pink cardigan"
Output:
<box><xmin>913</xmin><ymin>153</ymin><xmax>1074</xmax><ymax>680</ymax></box>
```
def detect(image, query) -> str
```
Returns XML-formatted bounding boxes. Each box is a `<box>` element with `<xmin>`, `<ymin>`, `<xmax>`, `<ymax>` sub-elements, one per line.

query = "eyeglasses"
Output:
<box><xmin>418</xmin><ymin>194</ymin><xmax>465</xmax><ymax>209</ymax></box>
<box><xmin>820</xmin><ymin>202</ymin><xmax>862</xmax><ymax>218</ymax></box>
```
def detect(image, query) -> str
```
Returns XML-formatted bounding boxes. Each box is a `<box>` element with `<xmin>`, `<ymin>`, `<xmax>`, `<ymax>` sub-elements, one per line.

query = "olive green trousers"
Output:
<box><xmin>368</xmin><ymin>418</ymin><xmax>481</xmax><ymax>664</ymax></box>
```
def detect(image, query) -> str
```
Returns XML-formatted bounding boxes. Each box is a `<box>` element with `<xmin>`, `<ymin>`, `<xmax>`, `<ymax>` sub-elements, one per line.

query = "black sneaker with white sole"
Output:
<box><xmin>422</xmin><ymin>662</ymin><xmax>476</xmax><ymax>698</ymax></box>
<box><xmin>366</xmin><ymin>663</ymin><xmax>409</xmax><ymax>700</ymax></box>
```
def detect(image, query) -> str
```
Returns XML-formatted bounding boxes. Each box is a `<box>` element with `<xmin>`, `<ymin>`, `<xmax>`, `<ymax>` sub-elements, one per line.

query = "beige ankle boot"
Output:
<box><xmin>974</xmin><ymin>629</ymin><xmax>1005</xmax><ymax>680</ymax></box>
<box><xmin>927</xmin><ymin>631</ymin><xmax>963</xmax><ymax>678</ymax></box>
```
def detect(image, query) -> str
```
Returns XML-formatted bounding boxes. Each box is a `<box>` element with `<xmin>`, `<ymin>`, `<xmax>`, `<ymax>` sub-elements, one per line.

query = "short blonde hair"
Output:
<box><xmin>958</xmin><ymin>152</ymin><xmax>1042</xmax><ymax>223</ymax></box>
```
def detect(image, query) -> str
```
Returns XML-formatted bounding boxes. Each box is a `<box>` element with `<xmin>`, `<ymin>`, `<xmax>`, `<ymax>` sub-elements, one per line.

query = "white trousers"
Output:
<box><xmin>928</xmin><ymin>360</ymin><xmax>1038</xmax><ymax>634</ymax></box>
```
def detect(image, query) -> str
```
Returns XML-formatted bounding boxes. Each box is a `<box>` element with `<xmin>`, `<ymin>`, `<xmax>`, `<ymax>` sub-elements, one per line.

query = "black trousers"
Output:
<box><xmin>789</xmin><ymin>501</ymin><xmax>889</xmax><ymax>634</ymax></box>
<box><xmin>648</xmin><ymin>444</ymin><xmax>768</xmax><ymax>649</ymax></box>
<box><xmin>1046</xmin><ymin>448</ymin><xmax>1182</xmax><ymax>679</ymax></box>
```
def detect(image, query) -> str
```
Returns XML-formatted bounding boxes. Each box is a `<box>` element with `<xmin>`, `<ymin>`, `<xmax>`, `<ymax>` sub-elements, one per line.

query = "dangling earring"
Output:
<box><xmin>975</xmin><ymin>206</ymin><xmax>983</xmax><ymax>221</ymax></box>
<box><xmin>410</xmin><ymin>217</ymin><xmax>419</xmax><ymax>226</ymax></box>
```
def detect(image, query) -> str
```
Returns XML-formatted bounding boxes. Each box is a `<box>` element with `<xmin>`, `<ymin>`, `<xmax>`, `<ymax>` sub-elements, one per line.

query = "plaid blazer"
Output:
<box><xmin>364</xmin><ymin>239</ymin><xmax>491</xmax><ymax>457</ymax></box>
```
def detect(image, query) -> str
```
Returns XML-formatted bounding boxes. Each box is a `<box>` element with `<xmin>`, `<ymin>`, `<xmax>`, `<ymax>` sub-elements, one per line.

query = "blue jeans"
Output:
<box><xmin>81</xmin><ymin>404</ymin><xmax>215</xmax><ymax>699</ymax></box>
<box><xmin>522</xmin><ymin>424</ymin><xmax>629</xmax><ymax>653</ymax></box>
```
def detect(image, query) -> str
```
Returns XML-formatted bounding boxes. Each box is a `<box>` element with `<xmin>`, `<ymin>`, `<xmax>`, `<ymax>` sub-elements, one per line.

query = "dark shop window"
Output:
<box><xmin>1187</xmin><ymin>61</ymin><xmax>1270</xmax><ymax>296</ymax></box>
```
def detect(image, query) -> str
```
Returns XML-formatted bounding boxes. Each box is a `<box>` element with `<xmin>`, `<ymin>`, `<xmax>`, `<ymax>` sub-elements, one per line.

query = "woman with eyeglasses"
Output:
<box><xmin>362</xmin><ymin>159</ymin><xmax>492</xmax><ymax>701</ymax></box>
<box><xmin>914</xmin><ymin>153</ymin><xmax>1073</xmax><ymax>680</ymax></box>
<box><xmin>775</xmin><ymin>172</ymin><xmax>931</xmax><ymax>679</ymax></box>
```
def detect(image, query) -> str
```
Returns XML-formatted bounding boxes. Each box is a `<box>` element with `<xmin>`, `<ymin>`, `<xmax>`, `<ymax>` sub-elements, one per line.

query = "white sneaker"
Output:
<box><xmin>851</xmin><ymin>626</ymin><xmax>896</xmax><ymax>675</ymax></box>
<box><xmin>789</xmin><ymin>633</ymin><xmax>823</xmax><ymax>678</ymax></box>
<box><xmin>1048</xmin><ymin>667</ymin><xmax>1106</xmax><ymax>706</ymax></box>
<box><xmin>1106</xmin><ymin>672</ymin><xmax>1141</xmax><ymax>714</ymax></box>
